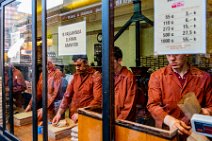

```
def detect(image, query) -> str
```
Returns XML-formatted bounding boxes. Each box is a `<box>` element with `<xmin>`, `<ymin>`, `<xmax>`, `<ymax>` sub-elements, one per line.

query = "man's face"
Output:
<box><xmin>114</xmin><ymin>59</ymin><xmax>118</xmax><ymax>71</ymax></box>
<box><xmin>74</xmin><ymin>59</ymin><xmax>87</xmax><ymax>74</ymax></box>
<box><xmin>47</xmin><ymin>61</ymin><xmax>54</xmax><ymax>70</ymax></box>
<box><xmin>113</xmin><ymin>58</ymin><xmax>122</xmax><ymax>71</ymax></box>
<box><xmin>166</xmin><ymin>54</ymin><xmax>187</xmax><ymax>70</ymax></box>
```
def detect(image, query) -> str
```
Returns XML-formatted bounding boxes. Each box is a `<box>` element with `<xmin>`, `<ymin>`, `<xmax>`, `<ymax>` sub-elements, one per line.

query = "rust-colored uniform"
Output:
<box><xmin>115</xmin><ymin>66</ymin><xmax>137</xmax><ymax>121</ymax></box>
<box><xmin>28</xmin><ymin>68</ymin><xmax>62</xmax><ymax>109</ymax></box>
<box><xmin>5</xmin><ymin>67</ymin><xmax>26</xmax><ymax>107</ymax></box>
<box><xmin>59</xmin><ymin>67</ymin><xmax>102</xmax><ymax>117</ymax></box>
<box><xmin>147</xmin><ymin>65</ymin><xmax>212</xmax><ymax>128</ymax></box>
<box><xmin>5</xmin><ymin>67</ymin><xmax>26</xmax><ymax>92</ymax></box>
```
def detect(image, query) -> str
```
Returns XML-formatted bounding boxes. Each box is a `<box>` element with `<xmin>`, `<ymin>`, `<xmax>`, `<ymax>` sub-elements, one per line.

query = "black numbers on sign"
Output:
<box><xmin>183</xmin><ymin>37</ymin><xmax>189</xmax><ymax>42</ymax></box>
<box><xmin>161</xmin><ymin>39</ymin><xmax>170</xmax><ymax>43</ymax></box>
<box><xmin>164</xmin><ymin>21</ymin><xmax>170</xmax><ymax>25</ymax></box>
<box><xmin>163</xmin><ymin>26</ymin><xmax>171</xmax><ymax>31</ymax></box>
<box><xmin>183</xmin><ymin>24</ymin><xmax>189</xmax><ymax>29</ymax></box>
<box><xmin>163</xmin><ymin>21</ymin><xmax>174</xmax><ymax>25</ymax></box>
<box><xmin>163</xmin><ymin>33</ymin><xmax>170</xmax><ymax>37</ymax></box>
<box><xmin>165</xmin><ymin>14</ymin><xmax>174</xmax><ymax>19</ymax></box>
<box><xmin>182</xmin><ymin>30</ymin><xmax>193</xmax><ymax>35</ymax></box>
<box><xmin>165</xmin><ymin>15</ymin><xmax>171</xmax><ymax>19</ymax></box>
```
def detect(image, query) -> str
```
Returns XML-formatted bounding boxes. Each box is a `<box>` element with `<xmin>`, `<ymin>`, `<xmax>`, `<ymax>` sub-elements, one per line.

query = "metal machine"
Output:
<box><xmin>191</xmin><ymin>114</ymin><xmax>212</xmax><ymax>138</ymax></box>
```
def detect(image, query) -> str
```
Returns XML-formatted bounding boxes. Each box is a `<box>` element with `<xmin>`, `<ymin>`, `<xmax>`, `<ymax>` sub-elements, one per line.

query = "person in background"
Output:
<box><xmin>63</xmin><ymin>65</ymin><xmax>73</xmax><ymax>84</ymax></box>
<box><xmin>25</xmin><ymin>59</ymin><xmax>63</xmax><ymax>121</ymax></box>
<box><xmin>113</xmin><ymin>46</ymin><xmax>137</xmax><ymax>121</ymax></box>
<box><xmin>147</xmin><ymin>54</ymin><xmax>211</xmax><ymax>140</ymax></box>
<box><xmin>52</xmin><ymin>55</ymin><xmax>102</xmax><ymax>124</ymax></box>
<box><xmin>5</xmin><ymin>65</ymin><xmax>26</xmax><ymax>108</ymax></box>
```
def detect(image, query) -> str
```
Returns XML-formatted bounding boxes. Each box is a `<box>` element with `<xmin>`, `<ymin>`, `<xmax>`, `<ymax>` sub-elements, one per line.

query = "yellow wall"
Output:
<box><xmin>48</xmin><ymin>3</ymin><xmax>148</xmax><ymax>67</ymax></box>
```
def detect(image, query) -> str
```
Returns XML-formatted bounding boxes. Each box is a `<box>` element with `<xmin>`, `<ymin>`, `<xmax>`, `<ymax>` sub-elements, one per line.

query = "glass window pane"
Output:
<box><xmin>4</xmin><ymin>0</ymin><xmax>32</xmax><ymax>139</ymax></box>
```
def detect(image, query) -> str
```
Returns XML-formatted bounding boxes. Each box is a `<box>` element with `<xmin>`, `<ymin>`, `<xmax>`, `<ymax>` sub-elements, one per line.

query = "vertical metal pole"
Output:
<box><xmin>0</xmin><ymin>2</ymin><xmax>6</xmax><ymax>131</ymax></box>
<box><xmin>42</xmin><ymin>0</ymin><xmax>48</xmax><ymax>140</ymax></box>
<box><xmin>8</xmin><ymin>66</ymin><xmax>14</xmax><ymax>134</ymax></box>
<box><xmin>102</xmin><ymin>0</ymin><xmax>115</xmax><ymax>141</ymax></box>
<box><xmin>32</xmin><ymin>0</ymin><xmax>38</xmax><ymax>140</ymax></box>
<box><xmin>136</xmin><ymin>21</ymin><xmax>141</xmax><ymax>67</ymax></box>
<box><xmin>134</xmin><ymin>0</ymin><xmax>141</xmax><ymax>67</ymax></box>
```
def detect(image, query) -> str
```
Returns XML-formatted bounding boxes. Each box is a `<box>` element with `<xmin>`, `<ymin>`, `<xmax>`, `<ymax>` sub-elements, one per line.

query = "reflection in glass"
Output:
<box><xmin>4</xmin><ymin>0</ymin><xmax>32</xmax><ymax>140</ymax></box>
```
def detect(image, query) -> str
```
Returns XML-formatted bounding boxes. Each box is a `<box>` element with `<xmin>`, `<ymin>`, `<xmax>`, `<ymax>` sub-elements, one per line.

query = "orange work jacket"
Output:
<box><xmin>59</xmin><ymin>67</ymin><xmax>102</xmax><ymax>117</ymax></box>
<box><xmin>147</xmin><ymin>65</ymin><xmax>212</xmax><ymax>128</ymax></box>
<box><xmin>114</xmin><ymin>66</ymin><xmax>137</xmax><ymax>121</ymax></box>
<box><xmin>28</xmin><ymin>68</ymin><xmax>62</xmax><ymax>108</ymax></box>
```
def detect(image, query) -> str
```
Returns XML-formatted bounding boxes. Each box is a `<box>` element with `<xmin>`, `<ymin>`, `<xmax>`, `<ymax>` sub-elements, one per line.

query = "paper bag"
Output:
<box><xmin>177</xmin><ymin>92</ymin><xmax>201</xmax><ymax>119</ymax></box>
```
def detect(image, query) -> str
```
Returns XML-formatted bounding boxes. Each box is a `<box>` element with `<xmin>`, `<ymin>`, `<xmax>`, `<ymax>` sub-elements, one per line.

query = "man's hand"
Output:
<box><xmin>164</xmin><ymin>115</ymin><xmax>191</xmax><ymax>135</ymax></box>
<box><xmin>71</xmin><ymin>113</ymin><xmax>78</xmax><ymax>123</ymax></box>
<box><xmin>201</xmin><ymin>108</ymin><xmax>210</xmax><ymax>115</ymax></box>
<box><xmin>37</xmin><ymin>108</ymin><xmax>42</xmax><ymax>121</ymax></box>
<box><xmin>172</xmin><ymin>120</ymin><xmax>191</xmax><ymax>135</ymax></box>
<box><xmin>52</xmin><ymin>113</ymin><xmax>62</xmax><ymax>126</ymax></box>
<box><xmin>25</xmin><ymin>105</ymin><xmax>32</xmax><ymax>112</ymax></box>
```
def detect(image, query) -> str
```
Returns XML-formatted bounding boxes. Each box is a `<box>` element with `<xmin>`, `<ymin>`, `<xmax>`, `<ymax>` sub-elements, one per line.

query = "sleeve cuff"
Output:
<box><xmin>164</xmin><ymin>115</ymin><xmax>177</xmax><ymax>129</ymax></box>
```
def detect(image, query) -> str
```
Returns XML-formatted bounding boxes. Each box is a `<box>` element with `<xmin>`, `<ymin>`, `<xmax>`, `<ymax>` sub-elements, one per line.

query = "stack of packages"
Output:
<box><xmin>70</xmin><ymin>125</ymin><xmax>78</xmax><ymax>141</ymax></box>
<box><xmin>0</xmin><ymin>77</ymin><xmax>2</xmax><ymax>126</ymax></box>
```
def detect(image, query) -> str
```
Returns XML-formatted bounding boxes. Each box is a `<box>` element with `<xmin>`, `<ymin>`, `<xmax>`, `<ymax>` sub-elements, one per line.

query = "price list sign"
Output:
<box><xmin>154</xmin><ymin>0</ymin><xmax>206</xmax><ymax>55</ymax></box>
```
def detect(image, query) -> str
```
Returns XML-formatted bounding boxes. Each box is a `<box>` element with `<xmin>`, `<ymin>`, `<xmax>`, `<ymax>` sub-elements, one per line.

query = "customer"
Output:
<box><xmin>147</xmin><ymin>54</ymin><xmax>211</xmax><ymax>138</ymax></box>
<box><xmin>25</xmin><ymin>59</ymin><xmax>63</xmax><ymax>121</ymax></box>
<box><xmin>113</xmin><ymin>46</ymin><xmax>137</xmax><ymax>121</ymax></box>
<box><xmin>52</xmin><ymin>55</ymin><xmax>102</xmax><ymax>124</ymax></box>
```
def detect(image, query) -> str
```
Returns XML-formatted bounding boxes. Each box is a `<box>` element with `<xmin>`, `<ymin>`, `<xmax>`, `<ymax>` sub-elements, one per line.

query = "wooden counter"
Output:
<box><xmin>78</xmin><ymin>106</ymin><xmax>178</xmax><ymax>141</ymax></box>
<box><xmin>14</xmin><ymin>124</ymin><xmax>71</xmax><ymax>141</ymax></box>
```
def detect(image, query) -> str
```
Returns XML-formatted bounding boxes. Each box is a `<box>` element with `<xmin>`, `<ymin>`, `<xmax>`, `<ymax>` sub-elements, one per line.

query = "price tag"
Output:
<box><xmin>154</xmin><ymin>0</ymin><xmax>206</xmax><ymax>55</ymax></box>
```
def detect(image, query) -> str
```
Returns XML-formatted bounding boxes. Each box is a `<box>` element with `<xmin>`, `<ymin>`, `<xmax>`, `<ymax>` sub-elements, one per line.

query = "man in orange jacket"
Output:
<box><xmin>25</xmin><ymin>59</ymin><xmax>63</xmax><ymax>120</ymax></box>
<box><xmin>147</xmin><ymin>54</ymin><xmax>211</xmax><ymax>139</ymax></box>
<box><xmin>5</xmin><ymin>65</ymin><xmax>26</xmax><ymax>108</ymax></box>
<box><xmin>113</xmin><ymin>46</ymin><xmax>137</xmax><ymax>121</ymax></box>
<box><xmin>52</xmin><ymin>55</ymin><xmax>102</xmax><ymax>124</ymax></box>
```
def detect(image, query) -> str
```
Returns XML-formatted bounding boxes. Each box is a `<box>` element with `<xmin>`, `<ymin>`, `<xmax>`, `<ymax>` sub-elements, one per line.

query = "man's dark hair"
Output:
<box><xmin>114</xmin><ymin>46</ymin><xmax>123</xmax><ymax>60</ymax></box>
<box><xmin>72</xmin><ymin>55</ymin><xmax>88</xmax><ymax>62</ymax></box>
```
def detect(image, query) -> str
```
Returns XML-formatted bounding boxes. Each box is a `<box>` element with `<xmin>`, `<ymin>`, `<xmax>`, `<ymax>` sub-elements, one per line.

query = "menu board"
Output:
<box><xmin>154</xmin><ymin>0</ymin><xmax>206</xmax><ymax>55</ymax></box>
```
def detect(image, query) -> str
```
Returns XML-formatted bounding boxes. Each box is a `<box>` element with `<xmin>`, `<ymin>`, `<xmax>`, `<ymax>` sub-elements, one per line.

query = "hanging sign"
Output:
<box><xmin>154</xmin><ymin>0</ymin><xmax>206</xmax><ymax>55</ymax></box>
<box><xmin>58</xmin><ymin>21</ymin><xmax>86</xmax><ymax>55</ymax></box>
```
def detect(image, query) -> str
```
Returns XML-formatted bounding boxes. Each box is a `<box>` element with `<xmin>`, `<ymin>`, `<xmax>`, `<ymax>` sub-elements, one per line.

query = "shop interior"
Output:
<box><xmin>0</xmin><ymin>0</ymin><xmax>211</xmax><ymax>141</ymax></box>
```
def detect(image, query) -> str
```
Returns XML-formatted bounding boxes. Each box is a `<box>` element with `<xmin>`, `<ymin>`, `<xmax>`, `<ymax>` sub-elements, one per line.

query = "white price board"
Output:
<box><xmin>58</xmin><ymin>21</ymin><xmax>86</xmax><ymax>56</ymax></box>
<box><xmin>154</xmin><ymin>0</ymin><xmax>206</xmax><ymax>55</ymax></box>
